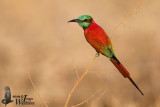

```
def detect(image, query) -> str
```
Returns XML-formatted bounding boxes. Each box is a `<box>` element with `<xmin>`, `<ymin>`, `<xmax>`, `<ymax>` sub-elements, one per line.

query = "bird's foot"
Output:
<box><xmin>95</xmin><ymin>52</ymin><xmax>100</xmax><ymax>57</ymax></box>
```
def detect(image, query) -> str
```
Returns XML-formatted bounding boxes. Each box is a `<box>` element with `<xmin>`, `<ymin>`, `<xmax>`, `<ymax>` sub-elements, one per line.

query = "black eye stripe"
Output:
<box><xmin>84</xmin><ymin>19</ymin><xmax>88</xmax><ymax>22</ymax></box>
<box><xmin>82</xmin><ymin>19</ymin><xmax>92</xmax><ymax>23</ymax></box>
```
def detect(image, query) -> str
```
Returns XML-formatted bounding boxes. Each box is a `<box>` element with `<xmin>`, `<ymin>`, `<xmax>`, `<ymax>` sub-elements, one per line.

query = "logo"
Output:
<box><xmin>1</xmin><ymin>86</ymin><xmax>13</xmax><ymax>106</ymax></box>
<box><xmin>13</xmin><ymin>95</ymin><xmax>35</xmax><ymax>105</ymax></box>
<box><xmin>1</xmin><ymin>86</ymin><xmax>35</xmax><ymax>106</ymax></box>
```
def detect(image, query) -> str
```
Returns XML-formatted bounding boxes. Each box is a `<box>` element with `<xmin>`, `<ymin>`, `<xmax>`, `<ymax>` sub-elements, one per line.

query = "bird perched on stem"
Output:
<box><xmin>1</xmin><ymin>86</ymin><xmax>13</xmax><ymax>106</ymax></box>
<box><xmin>68</xmin><ymin>15</ymin><xmax>143</xmax><ymax>95</ymax></box>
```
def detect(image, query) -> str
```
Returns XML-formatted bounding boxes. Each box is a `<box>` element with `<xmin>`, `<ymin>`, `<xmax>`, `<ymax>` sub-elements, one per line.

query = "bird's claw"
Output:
<box><xmin>95</xmin><ymin>52</ymin><xmax>100</xmax><ymax>57</ymax></box>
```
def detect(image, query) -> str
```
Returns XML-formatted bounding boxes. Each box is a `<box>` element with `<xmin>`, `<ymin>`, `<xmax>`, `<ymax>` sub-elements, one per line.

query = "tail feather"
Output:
<box><xmin>110</xmin><ymin>56</ymin><xmax>144</xmax><ymax>96</ymax></box>
<box><xmin>110</xmin><ymin>58</ymin><xmax>130</xmax><ymax>78</ymax></box>
<box><xmin>128</xmin><ymin>77</ymin><xmax>144</xmax><ymax>95</ymax></box>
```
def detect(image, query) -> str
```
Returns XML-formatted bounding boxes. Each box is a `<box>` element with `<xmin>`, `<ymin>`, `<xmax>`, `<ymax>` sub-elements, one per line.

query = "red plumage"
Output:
<box><xmin>84</xmin><ymin>19</ymin><xmax>144</xmax><ymax>95</ymax></box>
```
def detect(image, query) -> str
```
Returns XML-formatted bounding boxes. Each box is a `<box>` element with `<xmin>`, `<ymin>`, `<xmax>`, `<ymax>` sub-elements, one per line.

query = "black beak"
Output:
<box><xmin>68</xmin><ymin>19</ymin><xmax>81</xmax><ymax>23</ymax></box>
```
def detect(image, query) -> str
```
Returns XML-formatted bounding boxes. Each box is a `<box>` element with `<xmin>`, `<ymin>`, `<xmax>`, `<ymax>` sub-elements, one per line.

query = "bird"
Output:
<box><xmin>1</xmin><ymin>86</ymin><xmax>13</xmax><ymax>106</ymax></box>
<box><xmin>68</xmin><ymin>15</ymin><xmax>144</xmax><ymax>95</ymax></box>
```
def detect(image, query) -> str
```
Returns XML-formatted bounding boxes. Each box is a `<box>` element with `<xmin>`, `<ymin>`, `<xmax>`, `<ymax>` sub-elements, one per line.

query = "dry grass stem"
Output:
<box><xmin>72</xmin><ymin>89</ymin><xmax>102</xmax><ymax>107</ymax></box>
<box><xmin>65</xmin><ymin>56</ymin><xmax>97</xmax><ymax>107</ymax></box>
<box><xmin>90</xmin><ymin>90</ymin><xmax>107</xmax><ymax>107</ymax></box>
<box><xmin>109</xmin><ymin>0</ymin><xmax>145</xmax><ymax>37</ymax></box>
<box><xmin>28</xmin><ymin>72</ymin><xmax>48</xmax><ymax>107</ymax></box>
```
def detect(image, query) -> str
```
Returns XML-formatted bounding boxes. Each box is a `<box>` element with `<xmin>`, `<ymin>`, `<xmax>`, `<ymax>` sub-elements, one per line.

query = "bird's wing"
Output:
<box><xmin>4</xmin><ymin>86</ymin><xmax>11</xmax><ymax>100</ymax></box>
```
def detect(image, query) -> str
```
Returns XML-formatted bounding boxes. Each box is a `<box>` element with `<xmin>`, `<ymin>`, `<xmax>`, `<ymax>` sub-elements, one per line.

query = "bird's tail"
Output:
<box><xmin>110</xmin><ymin>56</ymin><xmax>144</xmax><ymax>95</ymax></box>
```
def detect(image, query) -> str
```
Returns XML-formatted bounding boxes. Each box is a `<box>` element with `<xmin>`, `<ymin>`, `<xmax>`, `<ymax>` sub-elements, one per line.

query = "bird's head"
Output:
<box><xmin>68</xmin><ymin>15</ymin><xmax>93</xmax><ymax>30</ymax></box>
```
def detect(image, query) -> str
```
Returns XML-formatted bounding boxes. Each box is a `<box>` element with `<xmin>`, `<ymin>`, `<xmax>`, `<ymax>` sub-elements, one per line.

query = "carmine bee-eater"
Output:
<box><xmin>69</xmin><ymin>15</ymin><xmax>144</xmax><ymax>95</ymax></box>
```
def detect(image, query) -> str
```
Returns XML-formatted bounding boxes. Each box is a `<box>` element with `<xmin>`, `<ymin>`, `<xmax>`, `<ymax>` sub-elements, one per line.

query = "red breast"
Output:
<box><xmin>84</xmin><ymin>19</ymin><xmax>111</xmax><ymax>53</ymax></box>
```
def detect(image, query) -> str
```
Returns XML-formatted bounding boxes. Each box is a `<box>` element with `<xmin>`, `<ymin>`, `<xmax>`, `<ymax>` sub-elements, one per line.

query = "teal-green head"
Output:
<box><xmin>68</xmin><ymin>15</ymin><xmax>93</xmax><ymax>30</ymax></box>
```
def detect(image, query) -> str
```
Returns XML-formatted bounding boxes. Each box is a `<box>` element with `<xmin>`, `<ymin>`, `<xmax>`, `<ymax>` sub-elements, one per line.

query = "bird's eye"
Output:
<box><xmin>83</xmin><ymin>19</ymin><xmax>88</xmax><ymax>22</ymax></box>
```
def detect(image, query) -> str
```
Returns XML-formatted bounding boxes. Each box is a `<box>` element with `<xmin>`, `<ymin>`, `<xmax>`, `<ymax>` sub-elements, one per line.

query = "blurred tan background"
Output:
<box><xmin>0</xmin><ymin>0</ymin><xmax>160</xmax><ymax>107</ymax></box>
